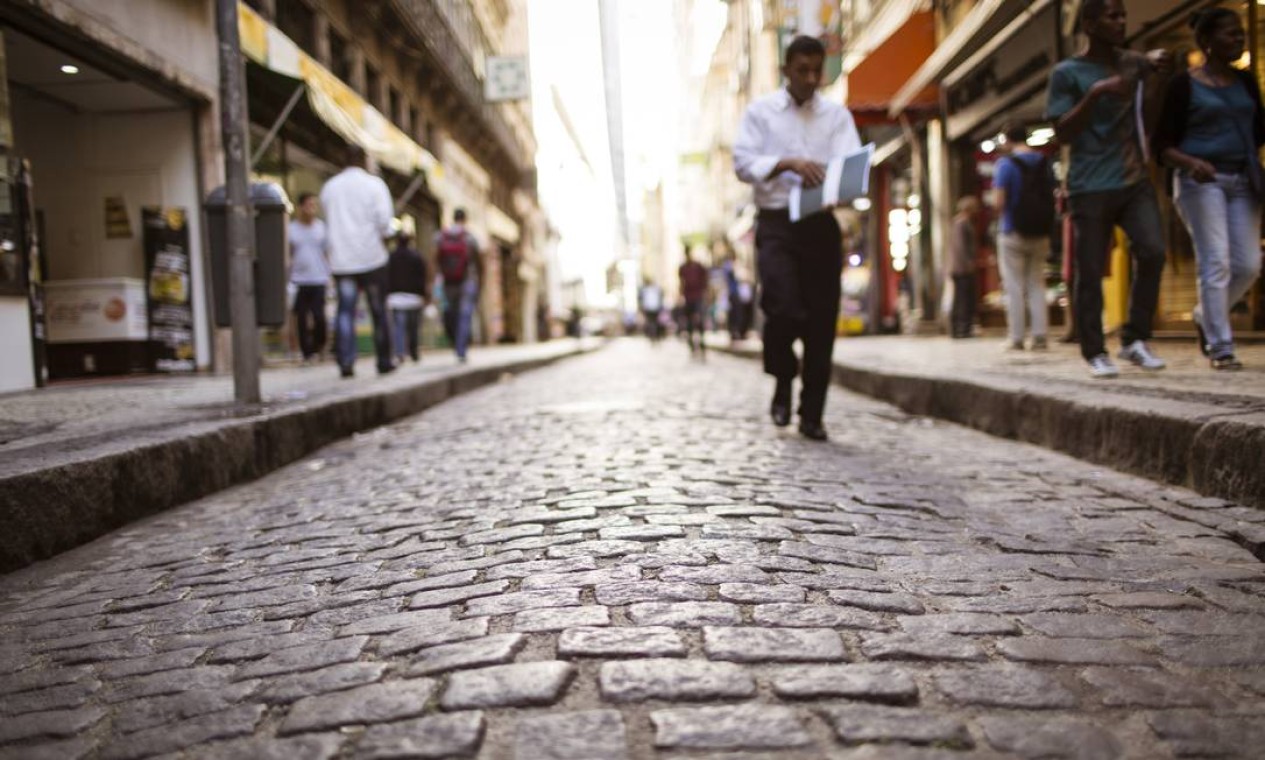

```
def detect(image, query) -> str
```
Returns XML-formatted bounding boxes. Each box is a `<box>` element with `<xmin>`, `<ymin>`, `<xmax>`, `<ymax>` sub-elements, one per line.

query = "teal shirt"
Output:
<box><xmin>1179</xmin><ymin>78</ymin><xmax>1256</xmax><ymax>171</ymax></box>
<box><xmin>1046</xmin><ymin>53</ymin><xmax>1150</xmax><ymax>196</ymax></box>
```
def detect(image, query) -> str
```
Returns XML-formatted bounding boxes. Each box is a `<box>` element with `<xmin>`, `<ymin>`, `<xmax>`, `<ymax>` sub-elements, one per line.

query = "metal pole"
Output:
<box><xmin>251</xmin><ymin>83</ymin><xmax>305</xmax><ymax>168</ymax></box>
<box><xmin>215</xmin><ymin>0</ymin><xmax>261</xmax><ymax>405</ymax></box>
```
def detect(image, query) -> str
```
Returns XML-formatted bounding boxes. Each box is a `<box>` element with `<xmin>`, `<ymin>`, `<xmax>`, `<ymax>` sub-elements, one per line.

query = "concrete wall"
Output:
<box><xmin>11</xmin><ymin>93</ymin><xmax>211</xmax><ymax>367</ymax></box>
<box><xmin>45</xmin><ymin>0</ymin><xmax>218</xmax><ymax>98</ymax></box>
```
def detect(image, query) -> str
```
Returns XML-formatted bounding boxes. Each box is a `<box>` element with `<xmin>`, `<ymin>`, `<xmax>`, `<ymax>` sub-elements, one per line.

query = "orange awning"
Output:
<box><xmin>847</xmin><ymin>11</ymin><xmax>939</xmax><ymax>126</ymax></box>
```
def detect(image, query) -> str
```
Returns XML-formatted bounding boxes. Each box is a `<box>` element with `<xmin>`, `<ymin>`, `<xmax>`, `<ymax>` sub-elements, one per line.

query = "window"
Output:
<box><xmin>365</xmin><ymin>64</ymin><xmax>381</xmax><ymax>108</ymax></box>
<box><xmin>387</xmin><ymin>87</ymin><xmax>399</xmax><ymax>125</ymax></box>
<box><xmin>330</xmin><ymin>30</ymin><xmax>351</xmax><ymax>82</ymax></box>
<box><xmin>409</xmin><ymin>106</ymin><xmax>421</xmax><ymax>143</ymax></box>
<box><xmin>276</xmin><ymin>0</ymin><xmax>315</xmax><ymax>56</ymax></box>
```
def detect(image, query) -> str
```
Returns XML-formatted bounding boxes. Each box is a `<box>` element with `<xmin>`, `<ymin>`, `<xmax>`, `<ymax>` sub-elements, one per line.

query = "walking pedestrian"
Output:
<box><xmin>288</xmin><ymin>192</ymin><xmax>330</xmax><ymax>363</ymax></box>
<box><xmin>1153</xmin><ymin>8</ymin><xmax>1264</xmax><ymax>371</ymax></box>
<box><xmin>386</xmin><ymin>232</ymin><xmax>429</xmax><ymax>365</ymax></box>
<box><xmin>639</xmin><ymin>279</ymin><xmax>664</xmax><ymax>342</ymax></box>
<box><xmin>949</xmin><ymin>196</ymin><xmax>980</xmax><ymax>340</ymax></box>
<box><xmin>993</xmin><ymin>127</ymin><xmax>1055</xmax><ymax>351</ymax></box>
<box><xmin>1046</xmin><ymin>0</ymin><xmax>1173</xmax><ymax>379</ymax></box>
<box><xmin>320</xmin><ymin>145</ymin><xmax>396</xmax><ymax>378</ymax></box>
<box><xmin>733</xmin><ymin>35</ymin><xmax>862</xmax><ymax>441</ymax></box>
<box><xmin>679</xmin><ymin>251</ymin><xmax>709</xmax><ymax>356</ymax></box>
<box><xmin>434</xmin><ymin>208</ymin><xmax>481</xmax><ymax>363</ymax></box>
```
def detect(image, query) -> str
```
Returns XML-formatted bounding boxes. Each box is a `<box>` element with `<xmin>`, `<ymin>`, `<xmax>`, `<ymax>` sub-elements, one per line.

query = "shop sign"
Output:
<box><xmin>143</xmin><ymin>208</ymin><xmax>195</xmax><ymax>372</ymax></box>
<box><xmin>485</xmin><ymin>57</ymin><xmax>529</xmax><ymax>102</ymax></box>
<box><xmin>944</xmin><ymin>4</ymin><xmax>1058</xmax><ymax>118</ymax></box>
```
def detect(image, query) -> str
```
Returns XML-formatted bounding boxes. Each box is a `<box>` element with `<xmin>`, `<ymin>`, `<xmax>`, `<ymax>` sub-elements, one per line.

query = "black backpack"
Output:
<box><xmin>1009</xmin><ymin>155</ymin><xmax>1055</xmax><ymax>238</ymax></box>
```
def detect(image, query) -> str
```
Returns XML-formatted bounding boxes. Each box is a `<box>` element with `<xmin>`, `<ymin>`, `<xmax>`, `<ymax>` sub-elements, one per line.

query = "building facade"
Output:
<box><xmin>0</xmin><ymin>0</ymin><xmax>548</xmax><ymax>394</ymax></box>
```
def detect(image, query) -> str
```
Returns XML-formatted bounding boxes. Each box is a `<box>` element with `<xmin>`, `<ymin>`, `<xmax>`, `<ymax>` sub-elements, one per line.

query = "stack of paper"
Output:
<box><xmin>789</xmin><ymin>143</ymin><xmax>875</xmax><ymax>222</ymax></box>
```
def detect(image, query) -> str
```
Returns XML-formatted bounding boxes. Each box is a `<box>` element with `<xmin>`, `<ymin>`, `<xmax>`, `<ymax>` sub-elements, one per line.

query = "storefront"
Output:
<box><xmin>238</xmin><ymin>3</ymin><xmax>446</xmax><ymax>357</ymax></box>
<box><xmin>846</xmin><ymin>9</ymin><xmax>938</xmax><ymax>334</ymax></box>
<box><xmin>937</xmin><ymin>0</ymin><xmax>1063</xmax><ymax>331</ymax></box>
<box><xmin>0</xmin><ymin>5</ymin><xmax>218</xmax><ymax>392</ymax></box>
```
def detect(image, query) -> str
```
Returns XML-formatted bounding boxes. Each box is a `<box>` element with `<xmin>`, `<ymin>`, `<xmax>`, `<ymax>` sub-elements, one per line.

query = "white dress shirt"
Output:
<box><xmin>319</xmin><ymin>167</ymin><xmax>394</xmax><ymax>275</ymax></box>
<box><xmin>733</xmin><ymin>89</ymin><xmax>862</xmax><ymax>210</ymax></box>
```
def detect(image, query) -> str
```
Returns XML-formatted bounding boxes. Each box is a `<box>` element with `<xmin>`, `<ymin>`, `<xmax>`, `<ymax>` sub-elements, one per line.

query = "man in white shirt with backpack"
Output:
<box><xmin>433</xmin><ymin>208</ymin><xmax>481</xmax><ymax>362</ymax></box>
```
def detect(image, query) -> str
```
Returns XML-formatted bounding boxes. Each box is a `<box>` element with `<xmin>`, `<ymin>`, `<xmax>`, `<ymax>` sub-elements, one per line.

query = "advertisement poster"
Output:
<box><xmin>142</xmin><ymin>207</ymin><xmax>195</xmax><ymax>372</ymax></box>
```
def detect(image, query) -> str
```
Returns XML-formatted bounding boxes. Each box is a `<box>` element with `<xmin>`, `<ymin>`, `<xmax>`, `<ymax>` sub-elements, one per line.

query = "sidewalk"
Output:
<box><xmin>715</xmin><ymin>334</ymin><xmax>1265</xmax><ymax>513</ymax></box>
<box><xmin>0</xmin><ymin>340</ymin><xmax>600</xmax><ymax>572</ymax></box>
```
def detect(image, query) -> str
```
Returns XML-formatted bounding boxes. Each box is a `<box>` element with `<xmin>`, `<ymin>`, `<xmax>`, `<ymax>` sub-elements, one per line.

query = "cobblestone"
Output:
<box><xmin>771</xmin><ymin>663</ymin><xmax>918</xmax><ymax>703</ymax></box>
<box><xmin>821</xmin><ymin>704</ymin><xmax>973</xmax><ymax>747</ymax></box>
<box><xmin>440</xmin><ymin>661</ymin><xmax>574</xmax><ymax>709</ymax></box>
<box><xmin>355</xmin><ymin>712</ymin><xmax>485</xmax><ymax>760</ymax></box>
<box><xmin>703</xmin><ymin>626</ymin><xmax>847</xmax><ymax>662</ymax></box>
<box><xmin>514</xmin><ymin>710</ymin><xmax>627</xmax><ymax>760</ymax></box>
<box><xmin>278</xmin><ymin>678</ymin><xmax>436</xmax><ymax>734</ymax></box>
<box><xmin>558</xmin><ymin>626</ymin><xmax>687</xmax><ymax>657</ymax></box>
<box><xmin>599</xmin><ymin>659</ymin><xmax>755</xmax><ymax>701</ymax></box>
<box><xmin>2</xmin><ymin>341</ymin><xmax>1263</xmax><ymax>758</ymax></box>
<box><xmin>650</xmin><ymin>704</ymin><xmax>812</xmax><ymax>750</ymax></box>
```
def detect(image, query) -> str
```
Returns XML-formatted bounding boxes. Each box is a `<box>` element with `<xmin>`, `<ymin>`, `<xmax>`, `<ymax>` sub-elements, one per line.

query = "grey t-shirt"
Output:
<box><xmin>288</xmin><ymin>219</ymin><xmax>331</xmax><ymax>285</ymax></box>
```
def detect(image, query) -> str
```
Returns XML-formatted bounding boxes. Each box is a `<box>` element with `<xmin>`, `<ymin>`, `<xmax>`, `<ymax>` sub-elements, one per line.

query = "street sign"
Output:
<box><xmin>485</xmin><ymin>56</ymin><xmax>529</xmax><ymax>102</ymax></box>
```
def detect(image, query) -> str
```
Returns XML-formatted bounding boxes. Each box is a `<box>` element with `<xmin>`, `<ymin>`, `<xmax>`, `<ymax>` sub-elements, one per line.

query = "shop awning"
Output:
<box><xmin>841</xmin><ymin>0</ymin><xmax>931</xmax><ymax>75</ymax></box>
<box><xmin>238</xmin><ymin>4</ymin><xmax>444</xmax><ymax>196</ymax></box>
<box><xmin>847</xmin><ymin>10</ymin><xmax>938</xmax><ymax>127</ymax></box>
<box><xmin>887</xmin><ymin>0</ymin><xmax>1008</xmax><ymax>117</ymax></box>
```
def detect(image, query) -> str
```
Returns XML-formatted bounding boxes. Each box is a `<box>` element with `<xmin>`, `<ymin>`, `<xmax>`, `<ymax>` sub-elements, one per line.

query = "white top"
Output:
<box><xmin>386</xmin><ymin>292</ymin><xmax>424</xmax><ymax>310</ymax></box>
<box><xmin>319</xmin><ymin>167</ymin><xmax>394</xmax><ymax>275</ymax></box>
<box><xmin>288</xmin><ymin>218</ymin><xmax>330</xmax><ymax>285</ymax></box>
<box><xmin>732</xmin><ymin>89</ymin><xmax>862</xmax><ymax>210</ymax></box>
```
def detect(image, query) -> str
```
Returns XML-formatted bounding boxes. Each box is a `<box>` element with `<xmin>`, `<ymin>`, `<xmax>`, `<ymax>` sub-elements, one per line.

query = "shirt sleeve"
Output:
<box><xmin>993</xmin><ymin>157</ymin><xmax>1015</xmax><ymax>195</ymax></box>
<box><xmin>373</xmin><ymin>178</ymin><xmax>394</xmax><ymax>238</ymax></box>
<box><xmin>733</xmin><ymin>106</ymin><xmax>778</xmax><ymax>184</ymax></box>
<box><xmin>1045</xmin><ymin>65</ymin><xmax>1077</xmax><ymax>121</ymax></box>
<box><xmin>831</xmin><ymin>108</ymin><xmax>863</xmax><ymax>158</ymax></box>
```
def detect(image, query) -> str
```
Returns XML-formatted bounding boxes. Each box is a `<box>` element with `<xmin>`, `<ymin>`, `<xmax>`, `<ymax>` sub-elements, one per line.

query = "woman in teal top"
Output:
<box><xmin>1154</xmin><ymin>8</ymin><xmax>1265</xmax><ymax>370</ymax></box>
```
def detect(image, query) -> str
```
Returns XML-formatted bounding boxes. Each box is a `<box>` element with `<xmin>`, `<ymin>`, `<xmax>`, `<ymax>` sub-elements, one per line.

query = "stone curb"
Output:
<box><xmin>714</xmin><ymin>342</ymin><xmax>1265</xmax><ymax>512</ymax></box>
<box><xmin>0</xmin><ymin>343</ymin><xmax>599</xmax><ymax>572</ymax></box>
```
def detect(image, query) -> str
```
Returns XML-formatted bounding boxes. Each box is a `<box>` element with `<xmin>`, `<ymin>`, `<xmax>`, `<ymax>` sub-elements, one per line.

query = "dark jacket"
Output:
<box><xmin>1151</xmin><ymin>69</ymin><xmax>1265</xmax><ymax>164</ymax></box>
<box><xmin>387</xmin><ymin>244</ymin><xmax>428</xmax><ymax>297</ymax></box>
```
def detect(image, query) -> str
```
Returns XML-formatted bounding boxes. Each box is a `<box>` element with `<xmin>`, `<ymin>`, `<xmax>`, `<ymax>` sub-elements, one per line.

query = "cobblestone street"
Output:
<box><xmin>2</xmin><ymin>340</ymin><xmax>1264</xmax><ymax>759</ymax></box>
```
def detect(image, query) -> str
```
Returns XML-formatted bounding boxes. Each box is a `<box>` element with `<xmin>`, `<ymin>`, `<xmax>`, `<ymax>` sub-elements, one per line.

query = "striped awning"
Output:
<box><xmin>238</xmin><ymin>3</ymin><xmax>444</xmax><ymax>195</ymax></box>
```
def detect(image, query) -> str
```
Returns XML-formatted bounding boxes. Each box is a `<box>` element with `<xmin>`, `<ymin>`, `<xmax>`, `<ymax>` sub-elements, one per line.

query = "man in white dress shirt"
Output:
<box><xmin>319</xmin><ymin>145</ymin><xmax>396</xmax><ymax>378</ymax></box>
<box><xmin>733</xmin><ymin>35</ymin><xmax>862</xmax><ymax>441</ymax></box>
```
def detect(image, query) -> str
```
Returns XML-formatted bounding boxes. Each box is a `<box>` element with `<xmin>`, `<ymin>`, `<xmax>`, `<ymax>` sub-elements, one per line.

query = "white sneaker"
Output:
<box><xmin>1118</xmin><ymin>341</ymin><xmax>1166</xmax><ymax>370</ymax></box>
<box><xmin>1087</xmin><ymin>354</ymin><xmax>1119</xmax><ymax>378</ymax></box>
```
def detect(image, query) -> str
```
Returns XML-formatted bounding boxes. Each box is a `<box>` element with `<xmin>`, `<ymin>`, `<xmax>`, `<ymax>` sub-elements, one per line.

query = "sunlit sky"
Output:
<box><xmin>527</xmin><ymin>0</ymin><xmax>729</xmax><ymax>306</ymax></box>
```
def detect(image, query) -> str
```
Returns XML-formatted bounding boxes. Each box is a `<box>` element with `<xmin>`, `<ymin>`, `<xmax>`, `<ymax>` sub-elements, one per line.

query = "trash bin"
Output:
<box><xmin>205</xmin><ymin>182</ymin><xmax>290</xmax><ymax>328</ymax></box>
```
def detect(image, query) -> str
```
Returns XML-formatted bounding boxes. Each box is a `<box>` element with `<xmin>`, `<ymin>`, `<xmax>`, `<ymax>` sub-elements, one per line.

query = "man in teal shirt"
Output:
<box><xmin>1046</xmin><ymin>0</ymin><xmax>1172</xmax><ymax>378</ymax></box>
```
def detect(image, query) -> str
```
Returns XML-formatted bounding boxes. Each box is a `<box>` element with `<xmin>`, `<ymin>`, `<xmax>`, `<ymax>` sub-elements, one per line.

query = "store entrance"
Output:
<box><xmin>2</xmin><ymin>26</ymin><xmax>209</xmax><ymax>383</ymax></box>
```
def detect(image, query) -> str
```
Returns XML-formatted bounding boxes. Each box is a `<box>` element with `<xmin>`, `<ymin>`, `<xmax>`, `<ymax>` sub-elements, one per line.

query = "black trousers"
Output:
<box><xmin>756</xmin><ymin>209</ymin><xmax>842</xmax><ymax>424</ymax></box>
<box><xmin>1068</xmin><ymin>182</ymin><xmax>1165</xmax><ymax>361</ymax></box>
<box><xmin>293</xmin><ymin>284</ymin><xmax>327</xmax><ymax>359</ymax></box>
<box><xmin>950</xmin><ymin>274</ymin><xmax>976</xmax><ymax>337</ymax></box>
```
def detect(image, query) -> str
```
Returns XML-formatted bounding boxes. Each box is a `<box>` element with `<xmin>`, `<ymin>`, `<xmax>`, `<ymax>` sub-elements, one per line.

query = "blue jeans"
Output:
<box><xmin>334</xmin><ymin>267</ymin><xmax>392</xmax><ymax>373</ymax></box>
<box><xmin>391</xmin><ymin>308</ymin><xmax>421</xmax><ymax>361</ymax></box>
<box><xmin>442</xmin><ymin>281</ymin><xmax>477</xmax><ymax>359</ymax></box>
<box><xmin>1174</xmin><ymin>171</ymin><xmax>1263</xmax><ymax>359</ymax></box>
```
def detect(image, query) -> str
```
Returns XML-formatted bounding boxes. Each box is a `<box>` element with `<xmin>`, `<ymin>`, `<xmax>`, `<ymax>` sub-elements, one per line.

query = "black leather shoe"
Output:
<box><xmin>798</xmin><ymin>420</ymin><xmax>828</xmax><ymax>441</ymax></box>
<box><xmin>770</xmin><ymin>402</ymin><xmax>791</xmax><ymax>427</ymax></box>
